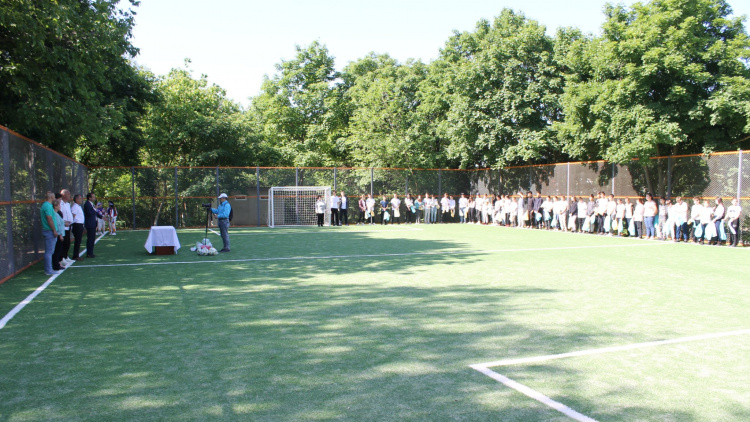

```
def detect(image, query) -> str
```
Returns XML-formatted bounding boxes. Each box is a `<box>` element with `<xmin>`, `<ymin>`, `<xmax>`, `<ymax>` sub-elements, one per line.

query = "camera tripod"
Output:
<box><xmin>203</xmin><ymin>203</ymin><xmax>213</xmax><ymax>245</ymax></box>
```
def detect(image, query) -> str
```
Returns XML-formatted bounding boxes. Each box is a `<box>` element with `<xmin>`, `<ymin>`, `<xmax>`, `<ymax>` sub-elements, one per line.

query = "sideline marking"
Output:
<box><xmin>470</xmin><ymin>328</ymin><xmax>750</xmax><ymax>422</ymax></box>
<box><xmin>69</xmin><ymin>242</ymin><xmax>666</xmax><ymax>269</ymax></box>
<box><xmin>0</xmin><ymin>232</ymin><xmax>107</xmax><ymax>330</ymax></box>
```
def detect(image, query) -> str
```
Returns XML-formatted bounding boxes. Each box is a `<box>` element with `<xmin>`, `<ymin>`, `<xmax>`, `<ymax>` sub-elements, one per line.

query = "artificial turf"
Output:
<box><xmin>1</xmin><ymin>224</ymin><xmax>748</xmax><ymax>421</ymax></box>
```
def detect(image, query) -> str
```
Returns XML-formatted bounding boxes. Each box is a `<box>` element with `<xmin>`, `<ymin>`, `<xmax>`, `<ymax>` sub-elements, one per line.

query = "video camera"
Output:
<box><xmin>201</xmin><ymin>203</ymin><xmax>212</xmax><ymax>208</ymax></box>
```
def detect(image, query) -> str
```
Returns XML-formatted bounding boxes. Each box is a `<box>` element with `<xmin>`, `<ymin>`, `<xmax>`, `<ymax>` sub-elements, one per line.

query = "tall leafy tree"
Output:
<box><xmin>343</xmin><ymin>54</ymin><xmax>435</xmax><ymax>168</ymax></box>
<box><xmin>555</xmin><ymin>0</ymin><xmax>750</xmax><ymax>163</ymax></box>
<box><xmin>141</xmin><ymin>63</ymin><xmax>266</xmax><ymax>167</ymax></box>
<box><xmin>0</xmin><ymin>0</ymin><xmax>151</xmax><ymax>158</ymax></box>
<box><xmin>250</xmin><ymin>42</ymin><xmax>347</xmax><ymax>166</ymax></box>
<box><xmin>431</xmin><ymin>9</ymin><xmax>565</xmax><ymax>168</ymax></box>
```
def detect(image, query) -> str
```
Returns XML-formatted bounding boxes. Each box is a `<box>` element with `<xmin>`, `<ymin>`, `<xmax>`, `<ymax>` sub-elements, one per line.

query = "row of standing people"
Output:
<box><xmin>39</xmin><ymin>190</ymin><xmax>118</xmax><ymax>276</ymax></box>
<box><xmin>317</xmin><ymin>191</ymin><xmax>743</xmax><ymax>246</ymax></box>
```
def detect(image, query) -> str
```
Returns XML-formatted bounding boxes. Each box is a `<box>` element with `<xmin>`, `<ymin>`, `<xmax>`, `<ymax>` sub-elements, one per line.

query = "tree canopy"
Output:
<box><xmin>2</xmin><ymin>0</ymin><xmax>748</xmax><ymax>169</ymax></box>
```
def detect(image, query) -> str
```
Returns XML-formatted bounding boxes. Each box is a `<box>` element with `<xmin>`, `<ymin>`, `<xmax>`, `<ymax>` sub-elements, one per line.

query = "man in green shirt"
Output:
<box><xmin>40</xmin><ymin>191</ymin><xmax>61</xmax><ymax>275</ymax></box>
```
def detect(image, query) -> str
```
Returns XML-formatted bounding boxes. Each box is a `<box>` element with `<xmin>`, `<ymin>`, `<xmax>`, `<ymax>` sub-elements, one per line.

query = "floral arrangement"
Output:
<box><xmin>192</xmin><ymin>240</ymin><xmax>218</xmax><ymax>256</ymax></box>
<box><xmin>197</xmin><ymin>244</ymin><xmax>218</xmax><ymax>256</ymax></box>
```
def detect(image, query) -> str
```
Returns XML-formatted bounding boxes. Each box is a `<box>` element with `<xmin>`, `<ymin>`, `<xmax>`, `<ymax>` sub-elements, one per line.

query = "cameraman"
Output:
<box><xmin>211</xmin><ymin>193</ymin><xmax>231</xmax><ymax>252</ymax></box>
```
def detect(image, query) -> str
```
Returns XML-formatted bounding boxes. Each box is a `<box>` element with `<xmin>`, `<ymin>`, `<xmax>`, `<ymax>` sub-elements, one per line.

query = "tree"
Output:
<box><xmin>0</xmin><ymin>0</ymin><xmax>151</xmax><ymax>158</ymax></box>
<box><xmin>140</xmin><ymin>63</ymin><xmax>266</xmax><ymax>167</ymax></box>
<box><xmin>555</xmin><ymin>0</ymin><xmax>750</xmax><ymax>164</ymax></box>
<box><xmin>342</xmin><ymin>54</ymin><xmax>436</xmax><ymax>168</ymax></box>
<box><xmin>430</xmin><ymin>9</ymin><xmax>565</xmax><ymax>169</ymax></box>
<box><xmin>250</xmin><ymin>42</ymin><xmax>348</xmax><ymax>166</ymax></box>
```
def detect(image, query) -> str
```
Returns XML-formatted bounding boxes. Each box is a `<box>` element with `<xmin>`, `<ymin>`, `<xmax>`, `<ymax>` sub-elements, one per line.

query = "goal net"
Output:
<box><xmin>267</xmin><ymin>186</ymin><xmax>331</xmax><ymax>227</ymax></box>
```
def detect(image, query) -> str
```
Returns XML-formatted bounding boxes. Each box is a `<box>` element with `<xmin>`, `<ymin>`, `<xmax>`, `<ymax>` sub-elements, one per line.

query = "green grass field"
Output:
<box><xmin>1</xmin><ymin>224</ymin><xmax>749</xmax><ymax>421</ymax></box>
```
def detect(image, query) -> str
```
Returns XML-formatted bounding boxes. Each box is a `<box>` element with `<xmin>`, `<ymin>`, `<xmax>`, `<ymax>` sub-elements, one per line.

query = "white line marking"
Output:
<box><xmin>474</xmin><ymin>328</ymin><xmax>750</xmax><ymax>368</ymax></box>
<box><xmin>0</xmin><ymin>232</ymin><xmax>107</xmax><ymax>330</ymax></box>
<box><xmin>470</xmin><ymin>328</ymin><xmax>750</xmax><ymax>422</ymax></box>
<box><xmin>69</xmin><ymin>242</ymin><xmax>666</xmax><ymax>269</ymax></box>
<box><xmin>222</xmin><ymin>227</ymin><xmax>424</xmax><ymax>236</ymax></box>
<box><xmin>470</xmin><ymin>365</ymin><xmax>597</xmax><ymax>422</ymax></box>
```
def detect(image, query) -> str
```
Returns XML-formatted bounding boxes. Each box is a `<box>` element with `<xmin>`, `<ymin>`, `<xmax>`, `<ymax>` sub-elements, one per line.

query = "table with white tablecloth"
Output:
<box><xmin>144</xmin><ymin>226</ymin><xmax>181</xmax><ymax>254</ymax></box>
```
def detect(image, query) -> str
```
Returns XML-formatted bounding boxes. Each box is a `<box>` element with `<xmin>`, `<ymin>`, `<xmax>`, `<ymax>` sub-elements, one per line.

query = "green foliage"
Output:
<box><xmin>555</xmin><ymin>0</ymin><xmax>750</xmax><ymax>163</ymax></box>
<box><xmin>141</xmin><ymin>63</ymin><xmax>269</xmax><ymax>167</ymax></box>
<box><xmin>250</xmin><ymin>42</ymin><xmax>347</xmax><ymax>166</ymax></box>
<box><xmin>430</xmin><ymin>10</ymin><xmax>566</xmax><ymax>168</ymax></box>
<box><xmin>343</xmin><ymin>54</ymin><xmax>436</xmax><ymax>168</ymax></box>
<box><xmin>0</xmin><ymin>0</ymin><xmax>151</xmax><ymax>160</ymax></box>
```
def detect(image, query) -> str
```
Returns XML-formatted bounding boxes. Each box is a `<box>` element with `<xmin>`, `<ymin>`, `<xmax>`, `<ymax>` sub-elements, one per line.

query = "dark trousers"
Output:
<box><xmin>675</xmin><ymin>222</ymin><xmax>688</xmax><ymax>241</ymax></box>
<box><xmin>85</xmin><ymin>225</ymin><xmax>96</xmax><ymax>256</ymax></box>
<box><xmin>405</xmin><ymin>209</ymin><xmax>413</xmax><ymax>223</ymax></box>
<box><xmin>317</xmin><ymin>213</ymin><xmax>324</xmax><ymax>227</ymax></box>
<box><xmin>52</xmin><ymin>237</ymin><xmax>64</xmax><ymax>270</ymax></box>
<box><xmin>72</xmin><ymin>223</ymin><xmax>84</xmax><ymax>259</ymax></box>
<box><xmin>62</xmin><ymin>229</ymin><xmax>71</xmax><ymax>259</ymax></box>
<box><xmin>596</xmin><ymin>215</ymin><xmax>605</xmax><ymax>233</ymax></box>
<box><xmin>331</xmin><ymin>209</ymin><xmax>339</xmax><ymax>226</ymax></box>
<box><xmin>340</xmin><ymin>208</ymin><xmax>348</xmax><ymax>226</ymax></box>
<box><xmin>634</xmin><ymin>221</ymin><xmax>643</xmax><ymax>238</ymax></box>
<box><xmin>729</xmin><ymin>220</ymin><xmax>740</xmax><ymax>246</ymax></box>
<box><xmin>358</xmin><ymin>210</ymin><xmax>366</xmax><ymax>224</ymax></box>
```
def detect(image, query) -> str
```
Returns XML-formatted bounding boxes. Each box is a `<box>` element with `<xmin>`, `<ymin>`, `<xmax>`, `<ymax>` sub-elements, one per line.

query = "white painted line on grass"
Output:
<box><xmin>470</xmin><ymin>365</ymin><xmax>597</xmax><ymax>422</ymax></box>
<box><xmin>0</xmin><ymin>232</ymin><xmax>107</xmax><ymax>331</ymax></box>
<box><xmin>474</xmin><ymin>328</ymin><xmax>750</xmax><ymax>368</ymax></box>
<box><xmin>470</xmin><ymin>328</ymin><xmax>750</xmax><ymax>422</ymax></box>
<box><xmin>221</xmin><ymin>227</ymin><xmax>424</xmax><ymax>236</ymax></box>
<box><xmin>69</xmin><ymin>242</ymin><xmax>667</xmax><ymax>269</ymax></box>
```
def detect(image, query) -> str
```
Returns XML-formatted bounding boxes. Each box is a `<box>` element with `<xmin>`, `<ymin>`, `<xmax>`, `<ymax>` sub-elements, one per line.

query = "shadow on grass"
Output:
<box><xmin>0</xmin><ymin>229</ymin><xmax>745</xmax><ymax>421</ymax></box>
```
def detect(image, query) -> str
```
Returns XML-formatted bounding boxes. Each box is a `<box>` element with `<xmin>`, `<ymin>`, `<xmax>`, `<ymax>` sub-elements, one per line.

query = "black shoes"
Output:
<box><xmin>219</xmin><ymin>248</ymin><xmax>230</xmax><ymax>253</ymax></box>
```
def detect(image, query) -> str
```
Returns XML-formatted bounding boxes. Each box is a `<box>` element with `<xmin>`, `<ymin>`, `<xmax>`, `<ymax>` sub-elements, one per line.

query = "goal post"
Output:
<box><xmin>267</xmin><ymin>186</ymin><xmax>331</xmax><ymax>227</ymax></box>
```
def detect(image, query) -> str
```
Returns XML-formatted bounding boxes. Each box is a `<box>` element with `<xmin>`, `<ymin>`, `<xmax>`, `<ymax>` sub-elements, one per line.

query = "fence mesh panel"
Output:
<box><xmin>2</xmin><ymin>127</ymin><xmax>88</xmax><ymax>283</ymax></box>
<box><xmin>5</xmin><ymin>121</ymin><xmax>750</xmax><ymax>285</ymax></box>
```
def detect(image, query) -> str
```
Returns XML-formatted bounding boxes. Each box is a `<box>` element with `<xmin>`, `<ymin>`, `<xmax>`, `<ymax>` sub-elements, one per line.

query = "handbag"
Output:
<box><xmin>568</xmin><ymin>215</ymin><xmax>576</xmax><ymax>231</ymax></box>
<box><xmin>384</xmin><ymin>211</ymin><xmax>391</xmax><ymax>221</ymax></box>
<box><xmin>604</xmin><ymin>215</ymin><xmax>611</xmax><ymax>232</ymax></box>
<box><xmin>694</xmin><ymin>223</ymin><xmax>703</xmax><ymax>238</ymax></box>
<box><xmin>719</xmin><ymin>221</ymin><xmax>727</xmax><ymax>241</ymax></box>
<box><xmin>628</xmin><ymin>219</ymin><xmax>635</xmax><ymax>235</ymax></box>
<box><xmin>394</xmin><ymin>209</ymin><xmax>400</xmax><ymax>218</ymax></box>
<box><xmin>582</xmin><ymin>216</ymin><xmax>591</xmax><ymax>232</ymax></box>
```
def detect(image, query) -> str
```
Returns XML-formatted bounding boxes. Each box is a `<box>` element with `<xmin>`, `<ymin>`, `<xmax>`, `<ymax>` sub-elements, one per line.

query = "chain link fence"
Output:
<box><xmin>4</xmin><ymin>122</ymin><xmax>747</xmax><ymax>284</ymax></box>
<box><xmin>1</xmin><ymin>126</ymin><xmax>88</xmax><ymax>283</ymax></box>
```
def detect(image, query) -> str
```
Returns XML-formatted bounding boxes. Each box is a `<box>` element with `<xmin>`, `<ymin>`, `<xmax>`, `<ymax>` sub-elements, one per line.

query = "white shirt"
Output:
<box><xmin>441</xmin><ymin>197</ymin><xmax>449</xmax><ymax>210</ymax></box>
<box><xmin>330</xmin><ymin>196</ymin><xmax>341</xmax><ymax>209</ymax></box>
<box><xmin>634</xmin><ymin>203</ymin><xmax>645</xmax><ymax>221</ymax></box>
<box><xmin>60</xmin><ymin>200</ymin><xmax>73</xmax><ymax>231</ymax></box>
<box><xmin>691</xmin><ymin>203</ymin><xmax>703</xmax><ymax>220</ymax></box>
<box><xmin>315</xmin><ymin>200</ymin><xmax>326</xmax><ymax>214</ymax></box>
<box><xmin>391</xmin><ymin>197</ymin><xmax>401</xmax><ymax>209</ymax></box>
<box><xmin>71</xmin><ymin>202</ymin><xmax>84</xmax><ymax>224</ymax></box>
<box><xmin>672</xmin><ymin>201</ymin><xmax>688</xmax><ymax>222</ymax></box>
<box><xmin>366</xmin><ymin>198</ymin><xmax>375</xmax><ymax>211</ymax></box>
<box><xmin>459</xmin><ymin>197</ymin><xmax>468</xmax><ymax>208</ymax></box>
<box><xmin>726</xmin><ymin>205</ymin><xmax>741</xmax><ymax>220</ymax></box>
<box><xmin>340</xmin><ymin>196</ymin><xmax>347</xmax><ymax>209</ymax></box>
<box><xmin>449</xmin><ymin>199</ymin><xmax>456</xmax><ymax>210</ymax></box>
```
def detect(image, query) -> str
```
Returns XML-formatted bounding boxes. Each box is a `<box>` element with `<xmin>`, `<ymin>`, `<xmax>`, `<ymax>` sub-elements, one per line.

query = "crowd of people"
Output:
<box><xmin>39</xmin><ymin>189</ymin><xmax>119</xmax><ymax>276</ymax></box>
<box><xmin>318</xmin><ymin>191</ymin><xmax>743</xmax><ymax>247</ymax></box>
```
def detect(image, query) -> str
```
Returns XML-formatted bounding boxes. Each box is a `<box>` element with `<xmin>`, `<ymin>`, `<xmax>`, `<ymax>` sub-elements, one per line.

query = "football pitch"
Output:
<box><xmin>1</xmin><ymin>224</ymin><xmax>749</xmax><ymax>421</ymax></box>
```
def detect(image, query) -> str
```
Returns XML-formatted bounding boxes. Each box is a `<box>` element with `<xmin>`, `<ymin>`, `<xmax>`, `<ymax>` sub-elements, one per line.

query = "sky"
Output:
<box><xmin>127</xmin><ymin>0</ymin><xmax>750</xmax><ymax>106</ymax></box>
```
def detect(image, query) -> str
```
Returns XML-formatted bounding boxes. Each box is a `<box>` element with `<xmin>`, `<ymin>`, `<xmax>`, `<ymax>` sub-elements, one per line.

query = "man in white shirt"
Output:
<box><xmin>725</xmin><ymin>198</ymin><xmax>742</xmax><ymax>247</ymax></box>
<box><xmin>330</xmin><ymin>191</ymin><xmax>341</xmax><ymax>227</ymax></box>
<box><xmin>59</xmin><ymin>189</ymin><xmax>74</xmax><ymax>266</ymax></box>
<box><xmin>339</xmin><ymin>191</ymin><xmax>348</xmax><ymax>226</ymax></box>
<box><xmin>390</xmin><ymin>194</ymin><xmax>401</xmax><ymax>224</ymax></box>
<box><xmin>458</xmin><ymin>194</ymin><xmax>468</xmax><ymax>223</ymax></box>
<box><xmin>365</xmin><ymin>194</ymin><xmax>376</xmax><ymax>224</ymax></box>
<box><xmin>440</xmin><ymin>193</ymin><xmax>450</xmax><ymax>223</ymax></box>
<box><xmin>70</xmin><ymin>194</ymin><xmax>85</xmax><ymax>260</ymax></box>
<box><xmin>690</xmin><ymin>197</ymin><xmax>703</xmax><ymax>242</ymax></box>
<box><xmin>672</xmin><ymin>197</ymin><xmax>689</xmax><ymax>242</ymax></box>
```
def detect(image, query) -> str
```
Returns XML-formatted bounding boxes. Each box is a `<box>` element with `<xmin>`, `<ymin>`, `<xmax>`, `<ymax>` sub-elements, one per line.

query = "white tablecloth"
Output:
<box><xmin>144</xmin><ymin>226</ymin><xmax>181</xmax><ymax>253</ymax></box>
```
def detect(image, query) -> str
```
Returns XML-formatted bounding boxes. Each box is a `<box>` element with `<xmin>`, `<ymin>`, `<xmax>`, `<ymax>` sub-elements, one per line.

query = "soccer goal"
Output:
<box><xmin>267</xmin><ymin>186</ymin><xmax>331</xmax><ymax>227</ymax></box>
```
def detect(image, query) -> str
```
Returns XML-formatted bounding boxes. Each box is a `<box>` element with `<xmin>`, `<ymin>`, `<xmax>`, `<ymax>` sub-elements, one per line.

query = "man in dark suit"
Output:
<box><xmin>83</xmin><ymin>192</ymin><xmax>100</xmax><ymax>258</ymax></box>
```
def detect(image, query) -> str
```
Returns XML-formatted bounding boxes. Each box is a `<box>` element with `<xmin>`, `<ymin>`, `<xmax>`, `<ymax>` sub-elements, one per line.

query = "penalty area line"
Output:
<box><xmin>470</xmin><ymin>328</ymin><xmax>750</xmax><ymax>422</ymax></box>
<box><xmin>68</xmin><ymin>242</ymin><xmax>666</xmax><ymax>269</ymax></box>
